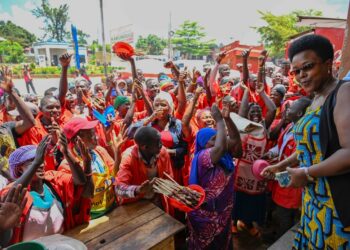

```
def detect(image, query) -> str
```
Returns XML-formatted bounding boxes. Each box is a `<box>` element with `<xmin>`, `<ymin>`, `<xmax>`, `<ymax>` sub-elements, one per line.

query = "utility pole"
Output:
<box><xmin>168</xmin><ymin>12</ymin><xmax>173</xmax><ymax>60</ymax></box>
<box><xmin>339</xmin><ymin>1</ymin><xmax>350</xmax><ymax>79</ymax></box>
<box><xmin>99</xmin><ymin>0</ymin><xmax>108</xmax><ymax>79</ymax></box>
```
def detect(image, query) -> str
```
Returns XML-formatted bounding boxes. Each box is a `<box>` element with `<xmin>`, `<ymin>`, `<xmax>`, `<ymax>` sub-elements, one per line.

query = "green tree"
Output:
<box><xmin>66</xmin><ymin>29</ymin><xmax>90</xmax><ymax>45</ymax></box>
<box><xmin>32</xmin><ymin>0</ymin><xmax>69</xmax><ymax>41</ymax></box>
<box><xmin>254</xmin><ymin>9</ymin><xmax>322</xmax><ymax>57</ymax></box>
<box><xmin>171</xmin><ymin>20</ymin><xmax>216</xmax><ymax>59</ymax></box>
<box><xmin>89</xmin><ymin>40</ymin><xmax>100</xmax><ymax>55</ymax></box>
<box><xmin>0</xmin><ymin>41</ymin><xmax>25</xmax><ymax>63</ymax></box>
<box><xmin>77</xmin><ymin>29</ymin><xmax>90</xmax><ymax>45</ymax></box>
<box><xmin>0</xmin><ymin>21</ymin><xmax>36</xmax><ymax>48</ymax></box>
<box><xmin>89</xmin><ymin>40</ymin><xmax>110</xmax><ymax>53</ymax></box>
<box><xmin>136</xmin><ymin>34</ymin><xmax>167</xmax><ymax>55</ymax></box>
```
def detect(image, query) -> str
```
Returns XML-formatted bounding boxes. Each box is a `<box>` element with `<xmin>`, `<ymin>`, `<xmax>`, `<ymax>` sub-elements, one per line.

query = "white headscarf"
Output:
<box><xmin>154</xmin><ymin>91</ymin><xmax>174</xmax><ymax>113</ymax></box>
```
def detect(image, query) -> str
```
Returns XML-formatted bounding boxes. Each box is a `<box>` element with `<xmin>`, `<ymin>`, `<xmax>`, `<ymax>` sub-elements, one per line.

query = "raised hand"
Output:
<box><xmin>178</xmin><ymin>71</ymin><xmax>187</xmax><ymax>84</ymax></box>
<box><xmin>211</xmin><ymin>104</ymin><xmax>223</xmax><ymax>122</ymax></box>
<box><xmin>239</xmin><ymin>81</ymin><xmax>248</xmax><ymax>91</ymax></box>
<box><xmin>191</xmin><ymin>67</ymin><xmax>201</xmax><ymax>84</ymax></box>
<box><xmin>49</xmin><ymin>117</ymin><xmax>61</xmax><ymax>145</ymax></box>
<box><xmin>261</xmin><ymin>50</ymin><xmax>268</xmax><ymax>60</ymax></box>
<box><xmin>115</xmin><ymin>123</ymin><xmax>128</xmax><ymax>153</ymax></box>
<box><xmin>216</xmin><ymin>51</ymin><xmax>227</xmax><ymax>64</ymax></box>
<box><xmin>164</xmin><ymin>61</ymin><xmax>175</xmax><ymax>69</ymax></box>
<box><xmin>77</xmin><ymin>136</ymin><xmax>92</xmax><ymax>163</ymax></box>
<box><xmin>92</xmin><ymin>97</ymin><xmax>106</xmax><ymax>112</ymax></box>
<box><xmin>256</xmin><ymin>81</ymin><xmax>265</xmax><ymax>94</ymax></box>
<box><xmin>133</xmin><ymin>79</ymin><xmax>144</xmax><ymax>100</ymax></box>
<box><xmin>195</xmin><ymin>87</ymin><xmax>203</xmax><ymax>98</ymax></box>
<box><xmin>0</xmin><ymin>184</ymin><xmax>28</xmax><ymax>232</ymax></box>
<box><xmin>203</xmin><ymin>68</ymin><xmax>211</xmax><ymax>89</ymax></box>
<box><xmin>33</xmin><ymin>135</ymin><xmax>51</xmax><ymax>167</ymax></box>
<box><xmin>241</xmin><ymin>48</ymin><xmax>252</xmax><ymax>61</ymax></box>
<box><xmin>118</xmin><ymin>52</ymin><xmax>133</xmax><ymax>61</ymax></box>
<box><xmin>107</xmin><ymin>74</ymin><xmax>117</xmax><ymax>89</ymax></box>
<box><xmin>221</xmin><ymin>105</ymin><xmax>230</xmax><ymax>119</ymax></box>
<box><xmin>103</xmin><ymin>113</ymin><xmax>116</xmax><ymax>138</ymax></box>
<box><xmin>58</xmin><ymin>132</ymin><xmax>69</xmax><ymax>155</ymax></box>
<box><xmin>59</xmin><ymin>53</ymin><xmax>72</xmax><ymax>68</ymax></box>
<box><xmin>0</xmin><ymin>66</ymin><xmax>14</xmax><ymax>93</ymax></box>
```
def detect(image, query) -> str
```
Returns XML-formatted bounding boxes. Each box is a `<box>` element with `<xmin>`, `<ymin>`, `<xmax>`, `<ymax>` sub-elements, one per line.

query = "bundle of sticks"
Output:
<box><xmin>153</xmin><ymin>172</ymin><xmax>203</xmax><ymax>209</ymax></box>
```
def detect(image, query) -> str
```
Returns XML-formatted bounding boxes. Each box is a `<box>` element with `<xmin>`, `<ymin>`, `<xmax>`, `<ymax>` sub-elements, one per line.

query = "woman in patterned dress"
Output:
<box><xmin>262</xmin><ymin>34</ymin><xmax>350</xmax><ymax>249</ymax></box>
<box><xmin>187</xmin><ymin>104</ymin><xmax>242</xmax><ymax>250</ymax></box>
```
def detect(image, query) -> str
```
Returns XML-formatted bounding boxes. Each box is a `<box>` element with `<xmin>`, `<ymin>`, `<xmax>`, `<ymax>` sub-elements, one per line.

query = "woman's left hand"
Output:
<box><xmin>286</xmin><ymin>167</ymin><xmax>308</xmax><ymax>188</ymax></box>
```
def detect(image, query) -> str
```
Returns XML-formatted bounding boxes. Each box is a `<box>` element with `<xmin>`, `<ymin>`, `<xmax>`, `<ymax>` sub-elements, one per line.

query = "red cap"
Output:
<box><xmin>63</xmin><ymin>117</ymin><xmax>99</xmax><ymax>140</ymax></box>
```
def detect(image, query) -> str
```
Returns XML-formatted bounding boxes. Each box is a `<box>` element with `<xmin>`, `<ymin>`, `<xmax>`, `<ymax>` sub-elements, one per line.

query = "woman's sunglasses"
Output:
<box><xmin>290</xmin><ymin>62</ymin><xmax>319</xmax><ymax>76</ymax></box>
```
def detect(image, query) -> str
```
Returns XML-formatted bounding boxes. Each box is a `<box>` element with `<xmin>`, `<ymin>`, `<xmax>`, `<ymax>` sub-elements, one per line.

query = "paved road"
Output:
<box><xmin>12</xmin><ymin>77</ymin><xmax>103</xmax><ymax>96</ymax></box>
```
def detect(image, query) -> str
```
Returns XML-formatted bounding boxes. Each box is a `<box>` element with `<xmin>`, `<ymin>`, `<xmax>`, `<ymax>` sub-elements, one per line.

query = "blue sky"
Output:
<box><xmin>0</xmin><ymin>0</ymin><xmax>348</xmax><ymax>45</ymax></box>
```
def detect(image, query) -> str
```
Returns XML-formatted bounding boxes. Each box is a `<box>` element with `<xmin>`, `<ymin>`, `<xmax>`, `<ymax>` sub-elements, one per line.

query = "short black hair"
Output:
<box><xmin>288</xmin><ymin>35</ymin><xmax>334</xmax><ymax>62</ymax></box>
<box><xmin>293</xmin><ymin>97</ymin><xmax>312</xmax><ymax>116</ymax></box>
<box><xmin>248</xmin><ymin>102</ymin><xmax>261</xmax><ymax>111</ymax></box>
<box><xmin>44</xmin><ymin>87</ymin><xmax>58</xmax><ymax>96</ymax></box>
<box><xmin>134</xmin><ymin>127</ymin><xmax>160</xmax><ymax>146</ymax></box>
<box><xmin>223</xmin><ymin>95</ymin><xmax>234</xmax><ymax>102</ymax></box>
<box><xmin>125</xmin><ymin>78</ymin><xmax>133</xmax><ymax>85</ymax></box>
<box><xmin>281</xmin><ymin>59</ymin><xmax>290</xmax><ymax>65</ymax></box>
<box><xmin>40</xmin><ymin>95</ymin><xmax>60</xmax><ymax>109</ymax></box>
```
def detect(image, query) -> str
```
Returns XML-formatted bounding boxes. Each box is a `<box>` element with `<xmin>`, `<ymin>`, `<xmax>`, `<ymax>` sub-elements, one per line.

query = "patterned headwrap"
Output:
<box><xmin>113</xmin><ymin>96</ymin><xmax>130</xmax><ymax>109</ymax></box>
<box><xmin>8</xmin><ymin>145</ymin><xmax>37</xmax><ymax>179</ymax></box>
<box><xmin>159</xmin><ymin>80</ymin><xmax>175</xmax><ymax>91</ymax></box>
<box><xmin>158</xmin><ymin>74</ymin><xmax>174</xmax><ymax>91</ymax></box>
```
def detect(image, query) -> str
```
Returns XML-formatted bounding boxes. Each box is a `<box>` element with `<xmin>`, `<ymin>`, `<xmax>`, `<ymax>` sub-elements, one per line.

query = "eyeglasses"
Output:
<box><xmin>290</xmin><ymin>62</ymin><xmax>319</xmax><ymax>76</ymax></box>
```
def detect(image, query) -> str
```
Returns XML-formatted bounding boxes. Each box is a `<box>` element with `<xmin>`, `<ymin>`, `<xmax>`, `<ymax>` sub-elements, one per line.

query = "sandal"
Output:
<box><xmin>237</xmin><ymin>220</ymin><xmax>247</xmax><ymax>231</ymax></box>
<box><xmin>231</xmin><ymin>225</ymin><xmax>238</xmax><ymax>234</ymax></box>
<box><xmin>249</xmin><ymin>227</ymin><xmax>262</xmax><ymax>238</ymax></box>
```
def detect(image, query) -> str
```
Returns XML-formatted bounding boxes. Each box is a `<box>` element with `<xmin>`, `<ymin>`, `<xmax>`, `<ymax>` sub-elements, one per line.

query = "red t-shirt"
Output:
<box><xmin>116</xmin><ymin>145</ymin><xmax>174</xmax><ymax>214</ymax></box>
<box><xmin>271</xmin><ymin>123</ymin><xmax>302</xmax><ymax>209</ymax></box>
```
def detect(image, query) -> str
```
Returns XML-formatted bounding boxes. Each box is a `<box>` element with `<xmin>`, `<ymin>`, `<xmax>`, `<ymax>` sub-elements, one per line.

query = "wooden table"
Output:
<box><xmin>65</xmin><ymin>200</ymin><xmax>185</xmax><ymax>250</ymax></box>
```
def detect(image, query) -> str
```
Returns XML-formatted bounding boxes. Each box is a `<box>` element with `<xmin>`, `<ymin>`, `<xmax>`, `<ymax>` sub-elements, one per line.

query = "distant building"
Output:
<box><xmin>220</xmin><ymin>41</ymin><xmax>265</xmax><ymax>74</ymax></box>
<box><xmin>32</xmin><ymin>39</ymin><xmax>88</xmax><ymax>67</ymax></box>
<box><xmin>288</xmin><ymin>16</ymin><xmax>346</xmax><ymax>57</ymax></box>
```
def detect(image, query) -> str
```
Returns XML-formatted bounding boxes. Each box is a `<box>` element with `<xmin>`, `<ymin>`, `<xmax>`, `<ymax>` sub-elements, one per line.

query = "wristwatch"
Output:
<box><xmin>303</xmin><ymin>167</ymin><xmax>316</xmax><ymax>182</ymax></box>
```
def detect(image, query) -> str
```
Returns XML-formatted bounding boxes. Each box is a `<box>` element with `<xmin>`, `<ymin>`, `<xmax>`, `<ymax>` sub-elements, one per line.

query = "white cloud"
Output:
<box><xmin>0</xmin><ymin>0</ymin><xmax>347</xmax><ymax>46</ymax></box>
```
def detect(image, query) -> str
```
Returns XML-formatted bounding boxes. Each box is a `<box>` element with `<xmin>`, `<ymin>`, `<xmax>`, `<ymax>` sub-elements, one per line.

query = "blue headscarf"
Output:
<box><xmin>189</xmin><ymin>128</ymin><xmax>235</xmax><ymax>185</ymax></box>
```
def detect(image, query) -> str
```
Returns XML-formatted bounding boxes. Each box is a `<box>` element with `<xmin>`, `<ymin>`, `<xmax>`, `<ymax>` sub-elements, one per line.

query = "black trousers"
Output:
<box><xmin>275</xmin><ymin>204</ymin><xmax>300</xmax><ymax>238</ymax></box>
<box><xmin>25</xmin><ymin>80</ymin><xmax>37</xmax><ymax>94</ymax></box>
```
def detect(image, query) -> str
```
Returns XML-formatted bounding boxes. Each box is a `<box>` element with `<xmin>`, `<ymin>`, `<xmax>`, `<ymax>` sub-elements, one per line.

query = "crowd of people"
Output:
<box><xmin>1</xmin><ymin>34</ymin><xmax>350</xmax><ymax>250</ymax></box>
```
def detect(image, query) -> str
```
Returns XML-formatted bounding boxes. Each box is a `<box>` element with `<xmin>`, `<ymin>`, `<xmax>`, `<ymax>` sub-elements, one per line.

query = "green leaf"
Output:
<box><xmin>253</xmin><ymin>9</ymin><xmax>322</xmax><ymax>57</ymax></box>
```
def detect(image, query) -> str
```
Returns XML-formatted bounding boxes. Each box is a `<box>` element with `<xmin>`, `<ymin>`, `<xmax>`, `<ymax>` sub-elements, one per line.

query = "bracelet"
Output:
<box><xmin>303</xmin><ymin>167</ymin><xmax>316</xmax><ymax>182</ymax></box>
<box><xmin>106</xmin><ymin>141</ymin><xmax>113</xmax><ymax>146</ymax></box>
